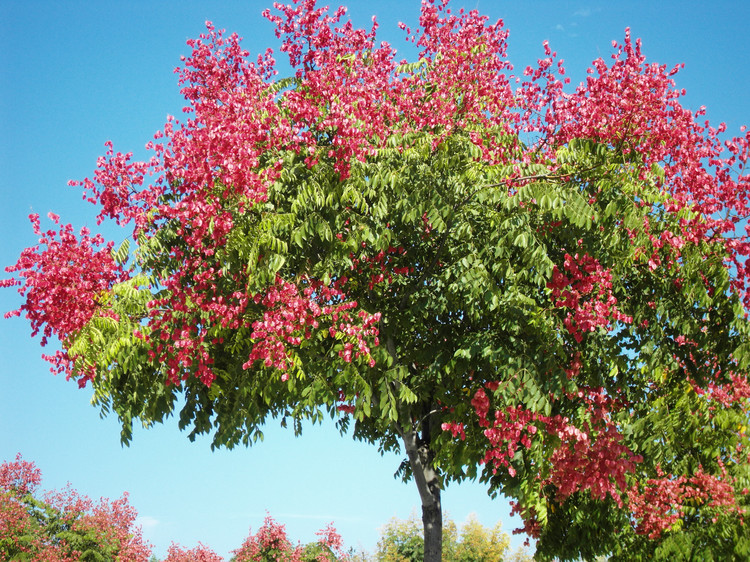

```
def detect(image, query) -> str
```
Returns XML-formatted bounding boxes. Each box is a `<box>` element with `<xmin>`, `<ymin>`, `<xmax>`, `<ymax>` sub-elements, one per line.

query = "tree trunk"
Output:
<box><xmin>402</xmin><ymin>425</ymin><xmax>442</xmax><ymax>562</ymax></box>
<box><xmin>385</xmin><ymin>330</ymin><xmax>443</xmax><ymax>561</ymax></box>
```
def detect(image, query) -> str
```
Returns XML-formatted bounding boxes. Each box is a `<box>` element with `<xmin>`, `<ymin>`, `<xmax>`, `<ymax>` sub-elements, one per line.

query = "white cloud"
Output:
<box><xmin>233</xmin><ymin>511</ymin><xmax>363</xmax><ymax>523</ymax></box>
<box><xmin>136</xmin><ymin>515</ymin><xmax>160</xmax><ymax>530</ymax></box>
<box><xmin>277</xmin><ymin>512</ymin><xmax>363</xmax><ymax>522</ymax></box>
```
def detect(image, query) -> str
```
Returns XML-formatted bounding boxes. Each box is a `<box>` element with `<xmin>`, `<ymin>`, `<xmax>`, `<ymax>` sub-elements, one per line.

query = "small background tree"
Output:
<box><xmin>375</xmin><ymin>512</ymin><xmax>510</xmax><ymax>562</ymax></box>
<box><xmin>0</xmin><ymin>454</ymin><xmax>152</xmax><ymax>562</ymax></box>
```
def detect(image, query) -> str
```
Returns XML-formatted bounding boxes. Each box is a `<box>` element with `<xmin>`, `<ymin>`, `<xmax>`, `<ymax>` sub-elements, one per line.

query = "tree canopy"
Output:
<box><xmin>4</xmin><ymin>0</ymin><xmax>750</xmax><ymax>560</ymax></box>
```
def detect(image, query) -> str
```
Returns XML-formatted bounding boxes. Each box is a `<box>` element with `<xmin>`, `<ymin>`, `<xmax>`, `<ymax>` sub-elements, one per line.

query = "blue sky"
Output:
<box><xmin>1</xmin><ymin>0</ymin><xmax>749</xmax><ymax>559</ymax></box>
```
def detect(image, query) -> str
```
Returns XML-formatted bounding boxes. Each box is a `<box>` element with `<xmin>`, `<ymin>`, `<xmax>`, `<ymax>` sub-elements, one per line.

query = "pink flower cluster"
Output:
<box><xmin>141</xmin><ymin>271</ymin><xmax>380</xmax><ymax>386</ymax></box>
<box><xmin>440</xmin><ymin>421</ymin><xmax>466</xmax><ymax>440</ymax></box>
<box><xmin>541</xmin><ymin>31</ymin><xmax>750</xmax><ymax>306</ymax></box>
<box><xmin>468</xmin><ymin>384</ymin><xmax>641</xmax><ymax>499</ymax></box>
<box><xmin>335</xmin><ymin>389</ymin><xmax>357</xmax><ymax>415</ymax></box>
<box><xmin>547</xmin><ymin>252</ymin><xmax>632</xmax><ymax>343</ymax></box>
<box><xmin>143</xmin><ymin>256</ymin><xmax>258</xmax><ymax>386</ymax></box>
<box><xmin>2</xmin><ymin>213</ymin><xmax>126</xmax><ymax>345</ymax></box>
<box><xmin>265</xmin><ymin>0</ymin><xmax>398</xmax><ymax>177</ymax></box>
<box><xmin>627</xmin><ymin>464</ymin><xmax>743</xmax><ymax>539</ymax></box>
<box><xmin>172</xmin><ymin>22</ymin><xmax>282</xmax><ymax>203</ymax></box>
<box><xmin>544</xmin><ymin>389</ymin><xmax>642</xmax><ymax>506</ymax></box>
<box><xmin>550</xmin><ymin>30</ymin><xmax>689</xmax><ymax>163</ymax></box>
<box><xmin>463</xmin><ymin>381</ymin><xmax>746</xmax><ymax>539</ymax></box>
<box><xmin>247</xmin><ymin>276</ymin><xmax>380</xmax><ymax>375</ymax></box>
<box><xmin>400</xmin><ymin>1</ymin><xmax>517</xmax><ymax>141</ymax></box>
<box><xmin>470</xmin><ymin>386</ymin><xmax>540</xmax><ymax>478</ymax></box>
<box><xmin>0</xmin><ymin>452</ymin><xmax>41</xmax><ymax>496</ymax></box>
<box><xmin>164</xmin><ymin>542</ymin><xmax>224</xmax><ymax>562</ymax></box>
<box><xmin>350</xmin><ymin>245</ymin><xmax>411</xmax><ymax>290</ymax></box>
<box><xmin>2</xmin><ymin>214</ymin><xmax>127</xmax><ymax>382</ymax></box>
<box><xmin>69</xmin><ymin>141</ymin><xmax>163</xmax><ymax>231</ymax></box>
<box><xmin>695</xmin><ymin>372</ymin><xmax>750</xmax><ymax>409</ymax></box>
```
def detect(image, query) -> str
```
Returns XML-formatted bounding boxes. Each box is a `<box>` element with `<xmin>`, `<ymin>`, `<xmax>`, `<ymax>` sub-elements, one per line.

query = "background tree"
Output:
<box><xmin>230</xmin><ymin>514</ymin><xmax>348</xmax><ymax>562</ymax></box>
<box><xmin>454</xmin><ymin>514</ymin><xmax>509</xmax><ymax>561</ymax></box>
<box><xmin>164</xmin><ymin>542</ymin><xmax>224</xmax><ymax>562</ymax></box>
<box><xmin>0</xmin><ymin>454</ymin><xmax>152</xmax><ymax>561</ymax></box>
<box><xmin>504</xmin><ymin>546</ymin><xmax>534</xmax><ymax>562</ymax></box>
<box><xmin>4</xmin><ymin>0</ymin><xmax>750</xmax><ymax>560</ymax></box>
<box><xmin>375</xmin><ymin>513</ymin><xmax>425</xmax><ymax>562</ymax></box>
<box><xmin>375</xmin><ymin>512</ymin><xmax>510</xmax><ymax>561</ymax></box>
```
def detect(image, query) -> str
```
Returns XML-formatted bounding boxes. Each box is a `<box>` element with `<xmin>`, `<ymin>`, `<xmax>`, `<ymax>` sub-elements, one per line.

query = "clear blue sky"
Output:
<box><xmin>1</xmin><ymin>1</ymin><xmax>749</xmax><ymax>559</ymax></box>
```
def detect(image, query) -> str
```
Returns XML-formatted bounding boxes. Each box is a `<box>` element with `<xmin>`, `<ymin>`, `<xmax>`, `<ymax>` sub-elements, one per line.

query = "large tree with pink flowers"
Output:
<box><xmin>4</xmin><ymin>1</ymin><xmax>750</xmax><ymax>560</ymax></box>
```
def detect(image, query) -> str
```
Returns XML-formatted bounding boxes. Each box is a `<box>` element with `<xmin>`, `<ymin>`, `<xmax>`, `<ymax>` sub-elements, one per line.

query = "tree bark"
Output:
<box><xmin>402</xmin><ymin>424</ymin><xmax>442</xmax><ymax>562</ymax></box>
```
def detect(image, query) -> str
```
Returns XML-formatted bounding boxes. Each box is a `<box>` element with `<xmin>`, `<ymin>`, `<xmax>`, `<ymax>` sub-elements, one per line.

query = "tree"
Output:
<box><xmin>375</xmin><ymin>513</ymin><xmax>425</xmax><ymax>562</ymax></box>
<box><xmin>3</xmin><ymin>0</ymin><xmax>750</xmax><ymax>560</ymax></box>
<box><xmin>230</xmin><ymin>514</ymin><xmax>349</xmax><ymax>562</ymax></box>
<box><xmin>504</xmin><ymin>546</ymin><xmax>534</xmax><ymax>562</ymax></box>
<box><xmin>0</xmin><ymin>454</ymin><xmax>152</xmax><ymax>561</ymax></box>
<box><xmin>163</xmin><ymin>542</ymin><xmax>225</xmax><ymax>562</ymax></box>
<box><xmin>453</xmin><ymin>514</ymin><xmax>509</xmax><ymax>561</ymax></box>
<box><xmin>375</xmin><ymin>512</ymin><xmax>510</xmax><ymax>561</ymax></box>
